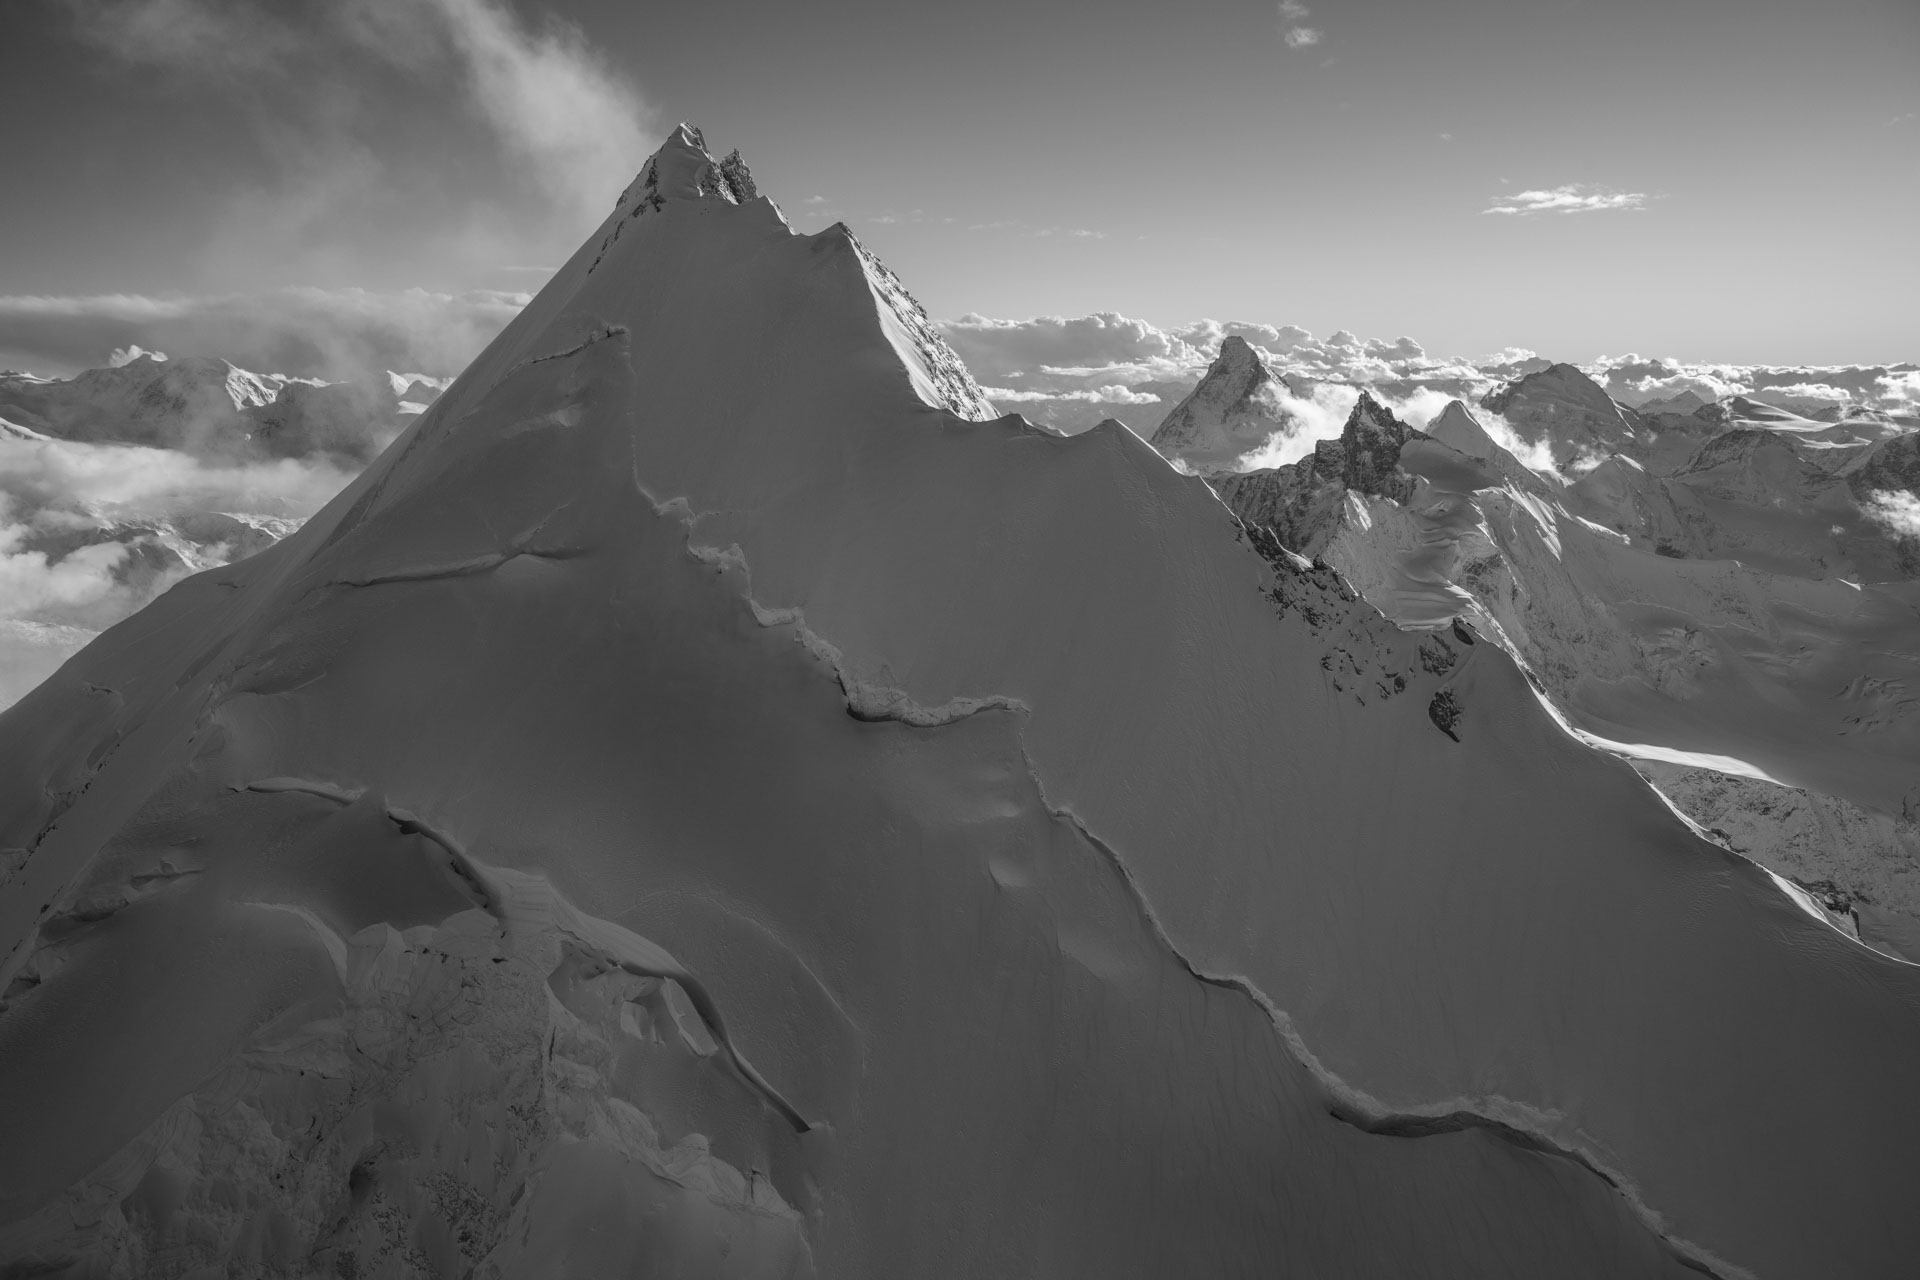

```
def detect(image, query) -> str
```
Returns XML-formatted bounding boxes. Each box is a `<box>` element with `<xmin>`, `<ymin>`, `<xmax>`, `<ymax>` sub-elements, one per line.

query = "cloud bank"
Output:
<box><xmin>0</xmin><ymin>427</ymin><xmax>356</xmax><ymax>708</ymax></box>
<box><xmin>938</xmin><ymin>312</ymin><xmax>1918</xmax><ymax>446</ymax></box>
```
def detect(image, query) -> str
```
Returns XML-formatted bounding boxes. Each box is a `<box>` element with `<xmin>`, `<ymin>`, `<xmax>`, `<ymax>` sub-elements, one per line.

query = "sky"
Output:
<box><xmin>0</xmin><ymin>0</ymin><xmax>1917</xmax><ymax>378</ymax></box>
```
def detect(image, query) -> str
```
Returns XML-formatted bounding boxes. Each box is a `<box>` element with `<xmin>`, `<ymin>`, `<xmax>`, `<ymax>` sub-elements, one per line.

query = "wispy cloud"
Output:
<box><xmin>1863</xmin><ymin>490</ymin><xmax>1920</xmax><ymax>542</ymax></box>
<box><xmin>1277</xmin><ymin>0</ymin><xmax>1321</xmax><ymax>48</ymax></box>
<box><xmin>1484</xmin><ymin>185</ymin><xmax>1649</xmax><ymax>216</ymax></box>
<box><xmin>60</xmin><ymin>0</ymin><xmax>652</xmax><ymax>286</ymax></box>
<box><xmin>981</xmin><ymin>384</ymin><xmax>1161</xmax><ymax>406</ymax></box>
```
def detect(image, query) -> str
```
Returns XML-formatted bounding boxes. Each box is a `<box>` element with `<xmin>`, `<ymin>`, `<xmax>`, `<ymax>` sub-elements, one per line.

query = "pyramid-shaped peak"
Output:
<box><xmin>1148</xmin><ymin>334</ymin><xmax>1286</xmax><ymax>470</ymax></box>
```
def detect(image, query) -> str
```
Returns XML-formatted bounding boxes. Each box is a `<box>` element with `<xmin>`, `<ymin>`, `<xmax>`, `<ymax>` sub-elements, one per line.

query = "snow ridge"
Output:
<box><xmin>1014</xmin><ymin>751</ymin><xmax>1748</xmax><ymax>1280</ymax></box>
<box><xmin>684</xmin><ymin>536</ymin><xmax>1032</xmax><ymax>727</ymax></box>
<box><xmin>845</xmin><ymin>231</ymin><xmax>999</xmax><ymax>422</ymax></box>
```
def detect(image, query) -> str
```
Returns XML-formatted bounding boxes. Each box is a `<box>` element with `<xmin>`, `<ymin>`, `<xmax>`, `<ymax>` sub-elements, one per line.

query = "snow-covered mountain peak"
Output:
<box><xmin>66</xmin><ymin>352</ymin><xmax>282</xmax><ymax>412</ymax></box>
<box><xmin>1147</xmin><ymin>335</ymin><xmax>1291</xmax><ymax>471</ymax></box>
<box><xmin>1216</xmin><ymin>334</ymin><xmax>1263</xmax><ymax>371</ymax></box>
<box><xmin>9</xmin><ymin>122</ymin><xmax>1920</xmax><ymax>1280</ymax></box>
<box><xmin>1482</xmin><ymin>360</ymin><xmax>1645</xmax><ymax>467</ymax></box>
<box><xmin>556</xmin><ymin>126</ymin><xmax>993</xmax><ymax>422</ymax></box>
<box><xmin>612</xmin><ymin>122</ymin><xmax>759</xmax><ymax>217</ymax></box>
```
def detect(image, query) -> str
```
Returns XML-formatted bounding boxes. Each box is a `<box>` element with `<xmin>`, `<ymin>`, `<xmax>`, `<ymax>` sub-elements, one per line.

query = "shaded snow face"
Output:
<box><xmin>5</xmin><ymin>125</ymin><xmax>1920</xmax><ymax>1280</ymax></box>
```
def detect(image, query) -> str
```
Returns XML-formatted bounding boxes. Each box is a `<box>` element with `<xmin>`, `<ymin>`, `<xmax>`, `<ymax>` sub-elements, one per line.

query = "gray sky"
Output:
<box><xmin>2</xmin><ymin>0</ymin><xmax>1916</xmax><ymax>374</ymax></box>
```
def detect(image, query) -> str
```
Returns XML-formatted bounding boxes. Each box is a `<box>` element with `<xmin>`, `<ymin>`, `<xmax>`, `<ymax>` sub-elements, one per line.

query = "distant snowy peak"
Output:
<box><xmin>1482</xmin><ymin>361</ymin><xmax>1644</xmax><ymax>465</ymax></box>
<box><xmin>1148</xmin><ymin>336</ymin><xmax>1293</xmax><ymax>471</ymax></box>
<box><xmin>1637</xmin><ymin>388</ymin><xmax>1713</xmax><ymax>416</ymax></box>
<box><xmin>69</xmin><ymin>352</ymin><xmax>286</xmax><ymax>414</ymax></box>
<box><xmin>0</xmin><ymin>354</ymin><xmax>443</xmax><ymax>462</ymax></box>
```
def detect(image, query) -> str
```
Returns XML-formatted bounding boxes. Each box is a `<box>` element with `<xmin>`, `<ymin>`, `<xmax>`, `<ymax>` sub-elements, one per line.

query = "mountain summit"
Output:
<box><xmin>1148</xmin><ymin>335</ymin><xmax>1295</xmax><ymax>470</ymax></box>
<box><xmin>1481</xmin><ymin>360</ymin><xmax>1646</xmax><ymax>466</ymax></box>
<box><xmin>4</xmin><ymin>126</ymin><xmax>1920</xmax><ymax>1279</ymax></box>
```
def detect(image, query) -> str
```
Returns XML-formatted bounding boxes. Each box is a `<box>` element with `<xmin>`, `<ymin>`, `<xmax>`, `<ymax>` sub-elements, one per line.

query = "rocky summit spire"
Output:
<box><xmin>611</xmin><ymin>123</ymin><xmax>756</xmax><ymax>217</ymax></box>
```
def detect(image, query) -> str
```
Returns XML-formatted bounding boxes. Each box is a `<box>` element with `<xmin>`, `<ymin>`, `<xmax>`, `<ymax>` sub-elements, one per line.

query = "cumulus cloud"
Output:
<box><xmin>1375</xmin><ymin>386</ymin><xmax>1459</xmax><ymax>429</ymax></box>
<box><xmin>1276</xmin><ymin>0</ymin><xmax>1321</xmax><ymax>47</ymax></box>
<box><xmin>0</xmin><ymin>429</ymin><xmax>357</xmax><ymax>707</ymax></box>
<box><xmin>1587</xmin><ymin>353</ymin><xmax>1918</xmax><ymax>412</ymax></box>
<box><xmin>1862</xmin><ymin>490</ymin><xmax>1920</xmax><ymax>542</ymax></box>
<box><xmin>1237</xmin><ymin>383</ymin><xmax>1362</xmax><ymax>470</ymax></box>
<box><xmin>941</xmin><ymin>313</ymin><xmax>1189</xmax><ymax>381</ymax></box>
<box><xmin>1485</xmin><ymin>186</ymin><xmax>1649</xmax><ymax>216</ymax></box>
<box><xmin>1875</xmin><ymin>371</ymin><xmax>1920</xmax><ymax>409</ymax></box>
<box><xmin>1478</xmin><ymin>411</ymin><xmax>1564</xmax><ymax>475</ymax></box>
<box><xmin>981</xmin><ymin>385</ymin><xmax>1161</xmax><ymax>405</ymax></box>
<box><xmin>940</xmin><ymin>312</ymin><xmax>1504</xmax><ymax>438</ymax></box>
<box><xmin>0</xmin><ymin>287</ymin><xmax>527</xmax><ymax>381</ymax></box>
<box><xmin>1747</xmin><ymin>382</ymin><xmax>1854</xmax><ymax>411</ymax></box>
<box><xmin>1611</xmin><ymin>371</ymin><xmax>1746</xmax><ymax>406</ymax></box>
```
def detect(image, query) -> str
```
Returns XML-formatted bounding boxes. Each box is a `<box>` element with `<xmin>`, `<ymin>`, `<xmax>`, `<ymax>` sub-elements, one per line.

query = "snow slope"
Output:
<box><xmin>3</xmin><ymin>125</ymin><xmax>1920</xmax><ymax>1278</ymax></box>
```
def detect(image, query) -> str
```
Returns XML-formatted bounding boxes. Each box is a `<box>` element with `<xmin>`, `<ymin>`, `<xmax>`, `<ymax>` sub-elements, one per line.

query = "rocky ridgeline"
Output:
<box><xmin>1210</xmin><ymin>391</ymin><xmax>1425</xmax><ymax>556</ymax></box>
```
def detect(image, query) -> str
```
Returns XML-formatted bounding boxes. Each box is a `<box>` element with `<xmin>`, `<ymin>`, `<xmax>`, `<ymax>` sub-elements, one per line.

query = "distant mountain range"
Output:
<box><xmin>0</xmin><ymin>354</ymin><xmax>449</xmax><ymax>704</ymax></box>
<box><xmin>1154</xmin><ymin>343</ymin><xmax>1920</xmax><ymax>958</ymax></box>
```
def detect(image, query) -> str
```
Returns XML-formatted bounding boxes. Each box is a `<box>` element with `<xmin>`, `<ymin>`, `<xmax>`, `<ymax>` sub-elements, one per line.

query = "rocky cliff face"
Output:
<box><xmin>1208</xmin><ymin>391</ymin><xmax>1423</xmax><ymax>557</ymax></box>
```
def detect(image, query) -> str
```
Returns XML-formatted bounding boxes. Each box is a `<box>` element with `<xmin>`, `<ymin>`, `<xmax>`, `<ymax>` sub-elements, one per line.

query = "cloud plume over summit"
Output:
<box><xmin>59</xmin><ymin>0</ymin><xmax>651</xmax><ymax>296</ymax></box>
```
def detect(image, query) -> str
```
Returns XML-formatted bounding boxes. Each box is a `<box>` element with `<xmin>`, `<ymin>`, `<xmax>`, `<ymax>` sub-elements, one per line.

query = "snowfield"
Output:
<box><xmin>2</xmin><ymin>126</ymin><xmax>1919</xmax><ymax>1278</ymax></box>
